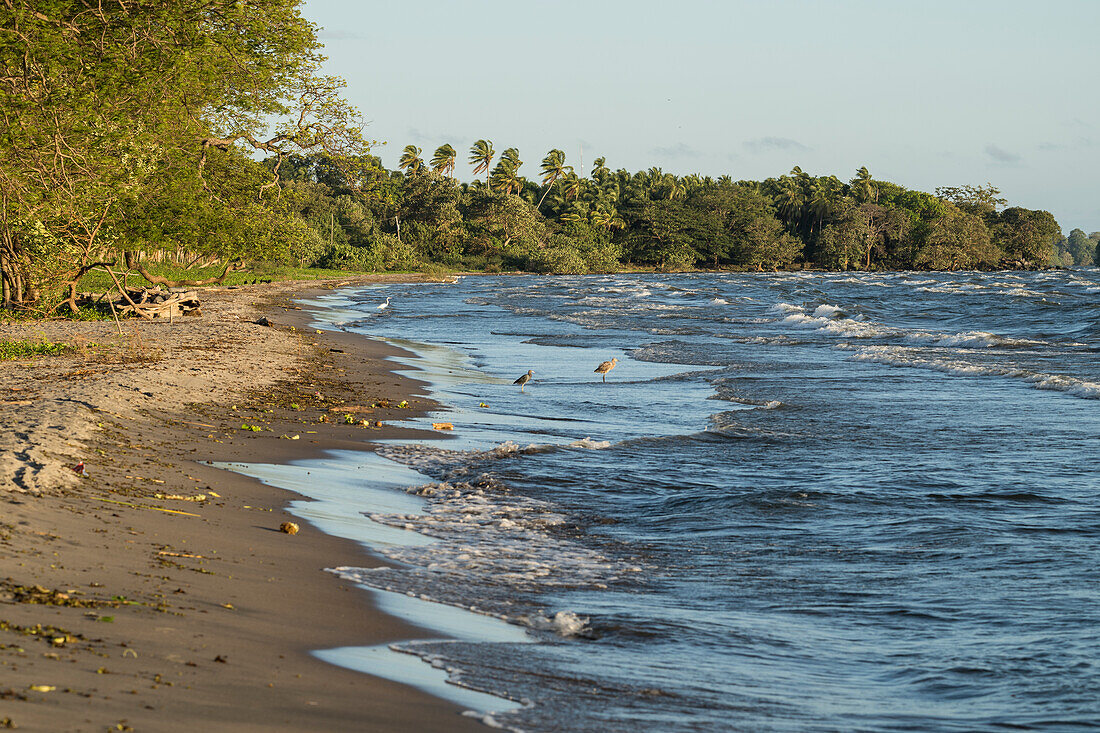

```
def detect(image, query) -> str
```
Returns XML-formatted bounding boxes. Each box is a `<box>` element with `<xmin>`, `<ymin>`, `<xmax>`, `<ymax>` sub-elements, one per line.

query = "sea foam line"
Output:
<box><xmin>850</xmin><ymin>345</ymin><xmax>1100</xmax><ymax>399</ymax></box>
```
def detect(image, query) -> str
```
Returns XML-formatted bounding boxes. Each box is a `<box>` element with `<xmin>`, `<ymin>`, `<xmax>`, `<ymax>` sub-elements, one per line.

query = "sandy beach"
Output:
<box><xmin>0</xmin><ymin>277</ymin><xmax>488</xmax><ymax>732</ymax></box>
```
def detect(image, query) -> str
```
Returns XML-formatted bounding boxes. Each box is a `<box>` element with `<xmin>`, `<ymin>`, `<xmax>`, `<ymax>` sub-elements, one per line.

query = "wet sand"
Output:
<box><xmin>0</xmin><ymin>277</ymin><xmax>489</xmax><ymax>732</ymax></box>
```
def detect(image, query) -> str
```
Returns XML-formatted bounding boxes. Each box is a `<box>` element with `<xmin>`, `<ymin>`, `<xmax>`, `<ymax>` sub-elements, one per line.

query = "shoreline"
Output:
<box><xmin>0</xmin><ymin>277</ymin><xmax>490</xmax><ymax>732</ymax></box>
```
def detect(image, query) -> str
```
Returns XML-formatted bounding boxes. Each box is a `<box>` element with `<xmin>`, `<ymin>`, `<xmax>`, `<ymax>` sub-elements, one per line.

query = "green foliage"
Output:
<box><xmin>527</xmin><ymin>237</ymin><xmax>589</xmax><ymax>274</ymax></box>
<box><xmin>914</xmin><ymin>205</ymin><xmax>998</xmax><ymax>270</ymax></box>
<box><xmin>994</xmin><ymin>207</ymin><xmax>1061</xmax><ymax>265</ymax></box>
<box><xmin>0</xmin><ymin>0</ymin><xmax>365</xmax><ymax>309</ymax></box>
<box><xmin>0</xmin><ymin>338</ymin><xmax>69</xmax><ymax>359</ymax></box>
<box><xmin>1056</xmin><ymin>228</ymin><xmax>1095</xmax><ymax>266</ymax></box>
<box><xmin>315</xmin><ymin>244</ymin><xmax>382</xmax><ymax>271</ymax></box>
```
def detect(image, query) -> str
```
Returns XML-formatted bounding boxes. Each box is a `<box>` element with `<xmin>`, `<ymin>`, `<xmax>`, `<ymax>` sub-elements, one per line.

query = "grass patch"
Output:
<box><xmin>0</xmin><ymin>339</ymin><xmax>69</xmax><ymax>360</ymax></box>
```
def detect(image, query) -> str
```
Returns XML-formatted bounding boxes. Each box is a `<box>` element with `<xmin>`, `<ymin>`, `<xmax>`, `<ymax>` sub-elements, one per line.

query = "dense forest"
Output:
<box><xmin>1</xmin><ymin>1</ymin><xmax>1094</xmax><ymax>313</ymax></box>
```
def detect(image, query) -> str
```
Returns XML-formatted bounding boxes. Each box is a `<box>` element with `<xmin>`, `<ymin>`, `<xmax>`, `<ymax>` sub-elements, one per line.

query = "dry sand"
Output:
<box><xmin>0</xmin><ymin>277</ymin><xmax>490</xmax><ymax>732</ymax></box>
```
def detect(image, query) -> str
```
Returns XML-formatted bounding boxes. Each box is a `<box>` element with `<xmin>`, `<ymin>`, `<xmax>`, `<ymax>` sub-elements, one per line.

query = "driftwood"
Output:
<box><xmin>124</xmin><ymin>251</ymin><xmax>245</xmax><ymax>287</ymax></box>
<box><xmin>77</xmin><ymin>286</ymin><xmax>201</xmax><ymax>319</ymax></box>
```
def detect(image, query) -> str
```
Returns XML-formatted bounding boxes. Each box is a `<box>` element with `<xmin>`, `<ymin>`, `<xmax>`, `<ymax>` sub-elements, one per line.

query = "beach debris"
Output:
<box><xmin>28</xmin><ymin>685</ymin><xmax>55</xmax><ymax>693</ymax></box>
<box><xmin>92</xmin><ymin>497</ymin><xmax>200</xmax><ymax>517</ymax></box>
<box><xmin>240</xmin><ymin>424</ymin><xmax>262</xmax><ymax>431</ymax></box>
<box><xmin>279</xmin><ymin>522</ymin><xmax>300</xmax><ymax>535</ymax></box>
<box><xmin>76</xmin><ymin>286</ymin><xmax>201</xmax><ymax>319</ymax></box>
<box><xmin>153</xmin><ymin>493</ymin><xmax>208</xmax><ymax>502</ymax></box>
<box><xmin>342</xmin><ymin>414</ymin><xmax>356</xmax><ymax>424</ymax></box>
<box><xmin>329</xmin><ymin>404</ymin><xmax>374</xmax><ymax>414</ymax></box>
<box><xmin>72</xmin><ymin>460</ymin><xmax>88</xmax><ymax>477</ymax></box>
<box><xmin>254</xmin><ymin>316</ymin><xmax>273</xmax><ymax>326</ymax></box>
<box><xmin>479</xmin><ymin>402</ymin><xmax>489</xmax><ymax>408</ymax></box>
<box><xmin>432</xmin><ymin>422</ymin><xmax>454</xmax><ymax>430</ymax></box>
<box><xmin>398</xmin><ymin>400</ymin><xmax>409</xmax><ymax>408</ymax></box>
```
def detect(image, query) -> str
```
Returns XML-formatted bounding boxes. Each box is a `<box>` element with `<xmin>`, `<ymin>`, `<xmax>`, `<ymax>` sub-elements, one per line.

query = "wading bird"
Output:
<box><xmin>377</xmin><ymin>297</ymin><xmax>391</xmax><ymax>310</ymax></box>
<box><xmin>594</xmin><ymin>357</ymin><xmax>618</xmax><ymax>382</ymax></box>
<box><xmin>514</xmin><ymin>369</ymin><xmax>534</xmax><ymax>392</ymax></box>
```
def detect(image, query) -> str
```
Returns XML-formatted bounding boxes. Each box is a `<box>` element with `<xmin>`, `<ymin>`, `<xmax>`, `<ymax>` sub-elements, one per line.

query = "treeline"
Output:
<box><xmin>279</xmin><ymin>148</ymin><xmax>1070</xmax><ymax>275</ymax></box>
<box><xmin>0</xmin><ymin>2</ymin><xmax>1085</xmax><ymax>314</ymax></box>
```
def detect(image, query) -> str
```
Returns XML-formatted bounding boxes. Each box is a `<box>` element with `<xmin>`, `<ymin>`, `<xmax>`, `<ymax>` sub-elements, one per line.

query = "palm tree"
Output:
<box><xmin>398</xmin><ymin>145</ymin><xmax>424</xmax><ymax>175</ymax></box>
<box><xmin>489</xmin><ymin>147</ymin><xmax>524</xmax><ymax>195</ymax></box>
<box><xmin>537</xmin><ymin>149</ymin><xmax>570</xmax><ymax>209</ymax></box>
<box><xmin>562</xmin><ymin>170</ymin><xmax>585</xmax><ymax>201</ymax></box>
<box><xmin>500</xmin><ymin>147</ymin><xmax>522</xmax><ymax>170</ymax></box>
<box><xmin>808</xmin><ymin>176</ymin><xmax>842</xmax><ymax>236</ymax></box>
<box><xmin>590</xmin><ymin>156</ymin><xmax>610</xmax><ymax>182</ymax></box>
<box><xmin>430</xmin><ymin>144</ymin><xmax>457</xmax><ymax>178</ymax></box>
<box><xmin>775</xmin><ymin>176</ymin><xmax>805</xmax><ymax>225</ymax></box>
<box><xmin>851</xmin><ymin>166</ymin><xmax>877</xmax><ymax>204</ymax></box>
<box><xmin>469</xmin><ymin>139</ymin><xmax>495</xmax><ymax>186</ymax></box>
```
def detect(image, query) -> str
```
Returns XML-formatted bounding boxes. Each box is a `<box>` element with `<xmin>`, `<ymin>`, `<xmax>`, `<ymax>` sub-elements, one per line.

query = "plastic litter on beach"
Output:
<box><xmin>72</xmin><ymin>461</ymin><xmax>88</xmax><ymax>477</ymax></box>
<box><xmin>432</xmin><ymin>422</ymin><xmax>455</xmax><ymax>430</ymax></box>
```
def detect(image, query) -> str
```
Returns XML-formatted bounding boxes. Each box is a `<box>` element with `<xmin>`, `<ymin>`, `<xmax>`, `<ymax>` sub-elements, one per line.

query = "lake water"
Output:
<box><xmin>293</xmin><ymin>270</ymin><xmax>1099</xmax><ymax>731</ymax></box>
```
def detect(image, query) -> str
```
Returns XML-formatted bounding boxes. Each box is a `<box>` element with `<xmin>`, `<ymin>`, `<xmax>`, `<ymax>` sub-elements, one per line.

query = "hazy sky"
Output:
<box><xmin>302</xmin><ymin>0</ymin><xmax>1098</xmax><ymax>233</ymax></box>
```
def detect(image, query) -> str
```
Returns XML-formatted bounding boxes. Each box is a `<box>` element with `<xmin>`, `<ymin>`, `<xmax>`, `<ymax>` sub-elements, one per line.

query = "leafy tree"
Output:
<box><xmin>0</xmin><ymin>0</ymin><xmax>365</xmax><ymax>309</ymax></box>
<box><xmin>914</xmin><ymin>205</ymin><xmax>998</xmax><ymax>270</ymax></box>
<box><xmin>460</xmin><ymin>189</ymin><xmax>546</xmax><ymax>263</ymax></box>
<box><xmin>995</xmin><ymin>207</ymin><xmax>1061</xmax><ymax>266</ymax></box>
<box><xmin>935</xmin><ymin>183</ymin><xmax>1006</xmax><ymax>224</ymax></box>
<box><xmin>622</xmin><ymin>200</ymin><xmax>698</xmax><ymax>269</ymax></box>
<box><xmin>1063</xmin><ymin>228</ymin><xmax>1095</xmax><ymax>265</ymax></box>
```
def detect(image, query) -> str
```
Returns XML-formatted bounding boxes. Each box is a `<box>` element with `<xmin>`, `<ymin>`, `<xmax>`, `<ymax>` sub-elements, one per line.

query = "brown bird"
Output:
<box><xmin>514</xmin><ymin>369</ymin><xmax>534</xmax><ymax>391</ymax></box>
<box><xmin>594</xmin><ymin>357</ymin><xmax>618</xmax><ymax>382</ymax></box>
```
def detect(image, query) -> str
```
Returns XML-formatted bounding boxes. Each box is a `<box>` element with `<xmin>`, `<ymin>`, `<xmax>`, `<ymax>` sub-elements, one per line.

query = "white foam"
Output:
<box><xmin>850</xmin><ymin>346</ymin><xmax>1100</xmax><ymax>399</ymax></box>
<box><xmin>521</xmin><ymin>610</ymin><xmax>590</xmax><ymax>637</ymax></box>
<box><xmin>812</xmin><ymin>304</ymin><xmax>846</xmax><ymax>319</ymax></box>
<box><xmin>569</xmin><ymin>437</ymin><xmax>612</xmax><ymax>449</ymax></box>
<box><xmin>904</xmin><ymin>330</ymin><xmax>1044</xmax><ymax>349</ymax></box>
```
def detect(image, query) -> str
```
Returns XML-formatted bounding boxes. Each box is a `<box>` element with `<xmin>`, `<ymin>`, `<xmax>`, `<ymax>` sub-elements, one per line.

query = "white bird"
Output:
<box><xmin>594</xmin><ymin>357</ymin><xmax>618</xmax><ymax>382</ymax></box>
<box><xmin>514</xmin><ymin>369</ymin><xmax>534</xmax><ymax>392</ymax></box>
<box><xmin>376</xmin><ymin>297</ymin><xmax>391</xmax><ymax>310</ymax></box>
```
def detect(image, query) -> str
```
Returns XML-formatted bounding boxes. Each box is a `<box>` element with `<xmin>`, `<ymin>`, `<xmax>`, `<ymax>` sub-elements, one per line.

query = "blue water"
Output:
<box><xmin>319</xmin><ymin>270</ymin><xmax>1100</xmax><ymax>731</ymax></box>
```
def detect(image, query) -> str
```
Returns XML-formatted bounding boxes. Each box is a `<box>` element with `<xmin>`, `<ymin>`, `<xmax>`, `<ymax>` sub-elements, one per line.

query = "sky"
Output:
<box><xmin>301</xmin><ymin>0</ymin><xmax>1099</xmax><ymax>234</ymax></box>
